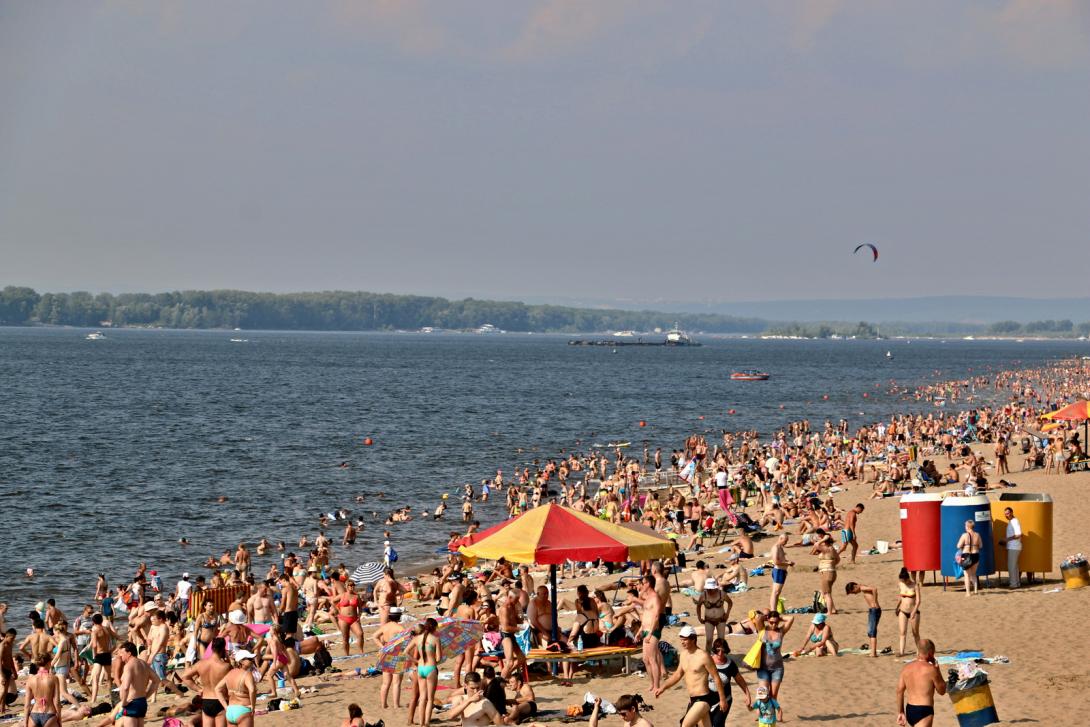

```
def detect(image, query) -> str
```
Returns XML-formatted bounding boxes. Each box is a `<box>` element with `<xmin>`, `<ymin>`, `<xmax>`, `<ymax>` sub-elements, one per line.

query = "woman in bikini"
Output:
<box><xmin>569</xmin><ymin>585</ymin><xmax>602</xmax><ymax>648</ymax></box>
<box><xmin>214</xmin><ymin>650</ymin><xmax>257</xmax><ymax>727</ymax></box>
<box><xmin>895</xmin><ymin>567</ymin><xmax>922</xmax><ymax>656</ymax></box>
<box><xmin>24</xmin><ymin>655</ymin><xmax>61</xmax><ymax>727</ymax></box>
<box><xmin>696</xmin><ymin>579</ymin><xmax>731</xmax><ymax>652</ymax></box>
<box><xmin>335</xmin><ymin>581</ymin><xmax>366</xmax><ymax>657</ymax></box>
<box><xmin>956</xmin><ymin>520</ymin><xmax>983</xmax><ymax>596</ymax></box>
<box><xmin>811</xmin><ymin>531</ymin><xmax>841</xmax><ymax>614</ymax></box>
<box><xmin>181</xmin><ymin>636</ymin><xmax>232</xmax><ymax>727</ymax></box>
<box><xmin>414</xmin><ymin>618</ymin><xmax>442</xmax><ymax>727</ymax></box>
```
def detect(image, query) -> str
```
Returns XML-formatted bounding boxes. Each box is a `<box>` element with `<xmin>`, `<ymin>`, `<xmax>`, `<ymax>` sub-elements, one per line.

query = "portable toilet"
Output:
<box><xmin>991</xmin><ymin>493</ymin><xmax>1053</xmax><ymax>576</ymax></box>
<box><xmin>900</xmin><ymin>493</ymin><xmax>942</xmax><ymax>572</ymax></box>
<box><xmin>940</xmin><ymin>494</ymin><xmax>995</xmax><ymax>578</ymax></box>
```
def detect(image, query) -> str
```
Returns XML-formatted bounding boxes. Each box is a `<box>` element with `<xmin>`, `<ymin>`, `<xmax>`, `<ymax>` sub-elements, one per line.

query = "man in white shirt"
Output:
<box><xmin>176</xmin><ymin>574</ymin><xmax>192</xmax><ymax>615</ymax></box>
<box><xmin>1000</xmin><ymin>508</ymin><xmax>1023</xmax><ymax>588</ymax></box>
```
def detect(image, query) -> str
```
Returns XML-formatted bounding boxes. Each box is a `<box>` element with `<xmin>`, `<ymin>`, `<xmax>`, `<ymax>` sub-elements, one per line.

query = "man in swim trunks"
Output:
<box><xmin>653</xmin><ymin>625</ymin><xmax>728</xmax><ymax>727</ymax></box>
<box><xmin>769</xmin><ymin>534</ymin><xmax>793</xmax><ymax>612</ymax></box>
<box><xmin>145</xmin><ymin>610</ymin><xmax>184</xmax><ymax>701</ymax></box>
<box><xmin>0</xmin><ymin>629</ymin><xmax>15</xmax><ymax>717</ymax></box>
<box><xmin>496</xmin><ymin>583</ymin><xmax>526</xmax><ymax>680</ymax></box>
<box><xmin>634</xmin><ymin>575</ymin><xmax>665</xmax><ymax>693</ymax></box>
<box><xmin>246</xmin><ymin>581</ymin><xmax>277</xmax><ymax>626</ymax></box>
<box><xmin>841</xmin><ymin>504</ymin><xmax>864</xmax><ymax>564</ymax></box>
<box><xmin>845</xmin><ymin>582</ymin><xmax>881</xmax><ymax>657</ymax></box>
<box><xmin>88</xmin><ymin>614</ymin><xmax>117</xmax><ymax>707</ymax></box>
<box><xmin>896</xmin><ymin>639</ymin><xmax>945</xmax><ymax>726</ymax></box>
<box><xmin>117</xmin><ymin>641</ymin><xmax>159</xmax><ymax>727</ymax></box>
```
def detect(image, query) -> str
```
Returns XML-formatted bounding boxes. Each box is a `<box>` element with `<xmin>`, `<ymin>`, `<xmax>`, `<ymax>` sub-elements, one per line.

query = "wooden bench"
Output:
<box><xmin>524</xmin><ymin>645</ymin><xmax>641</xmax><ymax>675</ymax></box>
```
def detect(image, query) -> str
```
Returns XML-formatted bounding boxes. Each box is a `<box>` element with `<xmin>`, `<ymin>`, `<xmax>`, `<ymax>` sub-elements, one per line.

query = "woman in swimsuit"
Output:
<box><xmin>335</xmin><ymin>581</ymin><xmax>366</xmax><ymax>657</ymax></box>
<box><xmin>810</xmin><ymin>532</ymin><xmax>841</xmax><ymax>614</ymax></box>
<box><xmin>751</xmin><ymin>611</ymin><xmax>794</xmax><ymax>700</ymax></box>
<box><xmin>895</xmin><ymin>567</ymin><xmax>922</xmax><ymax>657</ymax></box>
<box><xmin>25</xmin><ymin>655</ymin><xmax>61</xmax><ymax>727</ymax></box>
<box><xmin>569</xmin><ymin>585</ymin><xmax>602</xmax><ymax>648</ymax></box>
<box><xmin>413</xmin><ymin>618</ymin><xmax>442</xmax><ymax>727</ymax></box>
<box><xmin>257</xmin><ymin>627</ymin><xmax>300</xmax><ymax>698</ymax></box>
<box><xmin>696</xmin><ymin>579</ymin><xmax>731</xmax><ymax>652</ymax></box>
<box><xmin>955</xmin><ymin>520</ymin><xmax>983</xmax><ymax>596</ymax></box>
<box><xmin>196</xmin><ymin>601</ymin><xmax>220</xmax><ymax>654</ymax></box>
<box><xmin>214</xmin><ymin>650</ymin><xmax>257</xmax><ymax>727</ymax></box>
<box><xmin>181</xmin><ymin>637</ymin><xmax>232</xmax><ymax>727</ymax></box>
<box><xmin>791</xmin><ymin>613</ymin><xmax>838</xmax><ymax>657</ymax></box>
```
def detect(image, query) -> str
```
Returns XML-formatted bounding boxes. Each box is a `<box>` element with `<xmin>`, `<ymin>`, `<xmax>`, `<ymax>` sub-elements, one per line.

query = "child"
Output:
<box><xmin>750</xmin><ymin>685</ymin><xmax>782</xmax><ymax>725</ymax></box>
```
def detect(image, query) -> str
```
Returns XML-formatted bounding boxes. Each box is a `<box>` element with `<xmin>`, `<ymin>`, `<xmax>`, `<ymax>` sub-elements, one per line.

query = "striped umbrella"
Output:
<box><xmin>457</xmin><ymin>503</ymin><xmax>676</xmax><ymax>564</ymax></box>
<box><xmin>351</xmin><ymin>562</ymin><xmax>385</xmax><ymax>585</ymax></box>
<box><xmin>375</xmin><ymin>617</ymin><xmax>484</xmax><ymax>673</ymax></box>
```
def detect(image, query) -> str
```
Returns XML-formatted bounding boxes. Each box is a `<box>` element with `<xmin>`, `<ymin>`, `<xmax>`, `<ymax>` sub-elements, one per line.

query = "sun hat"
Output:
<box><xmin>812</xmin><ymin>613</ymin><xmax>827</xmax><ymax>625</ymax></box>
<box><xmin>234</xmin><ymin>650</ymin><xmax>257</xmax><ymax>661</ymax></box>
<box><xmin>756</xmin><ymin>686</ymin><xmax>769</xmax><ymax>698</ymax></box>
<box><xmin>704</xmin><ymin>578</ymin><xmax>720</xmax><ymax>591</ymax></box>
<box><xmin>228</xmin><ymin>609</ymin><xmax>246</xmax><ymax>625</ymax></box>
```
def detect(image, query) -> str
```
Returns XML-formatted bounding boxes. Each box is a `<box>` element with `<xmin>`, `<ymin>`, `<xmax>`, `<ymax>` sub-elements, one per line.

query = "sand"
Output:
<box><xmin>144</xmin><ymin>445</ymin><xmax>1090</xmax><ymax>726</ymax></box>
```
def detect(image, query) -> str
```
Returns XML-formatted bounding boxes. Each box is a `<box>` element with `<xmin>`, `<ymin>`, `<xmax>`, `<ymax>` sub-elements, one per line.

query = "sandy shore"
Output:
<box><xmin>125</xmin><ymin>445</ymin><xmax>1090</xmax><ymax>726</ymax></box>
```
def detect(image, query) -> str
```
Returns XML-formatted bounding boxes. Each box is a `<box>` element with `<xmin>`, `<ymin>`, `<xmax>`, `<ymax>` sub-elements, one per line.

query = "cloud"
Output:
<box><xmin>326</xmin><ymin>0</ymin><xmax>451</xmax><ymax>55</ymax></box>
<box><xmin>503</xmin><ymin>0</ymin><xmax>637</xmax><ymax>61</ymax></box>
<box><xmin>974</xmin><ymin>0</ymin><xmax>1090</xmax><ymax>68</ymax></box>
<box><xmin>786</xmin><ymin>0</ymin><xmax>848</xmax><ymax>51</ymax></box>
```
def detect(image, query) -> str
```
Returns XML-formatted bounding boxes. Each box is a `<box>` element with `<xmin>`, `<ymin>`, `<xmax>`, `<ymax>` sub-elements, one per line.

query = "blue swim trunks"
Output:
<box><xmin>771</xmin><ymin>567</ymin><xmax>787</xmax><ymax>585</ymax></box>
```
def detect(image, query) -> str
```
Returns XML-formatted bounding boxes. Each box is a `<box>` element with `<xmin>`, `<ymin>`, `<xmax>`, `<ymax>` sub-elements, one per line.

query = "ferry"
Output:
<box><xmin>665</xmin><ymin>323</ymin><xmax>696</xmax><ymax>346</ymax></box>
<box><xmin>730</xmin><ymin>370</ymin><xmax>770</xmax><ymax>381</ymax></box>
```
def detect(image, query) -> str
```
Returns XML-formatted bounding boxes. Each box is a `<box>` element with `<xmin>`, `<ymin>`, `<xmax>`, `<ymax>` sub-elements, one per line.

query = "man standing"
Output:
<box><xmin>497</xmin><ymin>583</ymin><xmax>526</xmax><ymax>680</ymax></box>
<box><xmin>117</xmin><ymin>641</ymin><xmax>160</xmax><ymax>727</ymax></box>
<box><xmin>895</xmin><ymin>638</ymin><xmax>946</xmax><ymax>726</ymax></box>
<box><xmin>769</xmin><ymin>534</ymin><xmax>793</xmax><ymax>612</ymax></box>
<box><xmin>999</xmin><ymin>507</ymin><xmax>1023</xmax><ymax>589</ymax></box>
<box><xmin>373</xmin><ymin>568</ymin><xmax>405</xmax><ymax>624</ymax></box>
<box><xmin>841</xmin><ymin>504</ymin><xmax>865</xmax><ymax>564</ymax></box>
<box><xmin>633</xmin><ymin>575</ymin><xmax>665</xmax><ymax>693</ymax></box>
<box><xmin>88</xmin><ymin>614</ymin><xmax>118</xmax><ymax>706</ymax></box>
<box><xmin>845</xmin><ymin>582</ymin><xmax>881</xmax><ymax>657</ymax></box>
<box><xmin>653</xmin><ymin>625</ymin><xmax>730</xmax><ymax>727</ymax></box>
<box><xmin>246</xmin><ymin>581</ymin><xmax>277</xmax><ymax>625</ymax></box>
<box><xmin>144</xmin><ymin>611</ymin><xmax>184</xmax><ymax>701</ymax></box>
<box><xmin>175</xmin><ymin>574</ymin><xmax>192</xmax><ymax>616</ymax></box>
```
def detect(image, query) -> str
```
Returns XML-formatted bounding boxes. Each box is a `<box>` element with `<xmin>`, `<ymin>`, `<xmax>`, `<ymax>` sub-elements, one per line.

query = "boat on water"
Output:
<box><xmin>612</xmin><ymin>330</ymin><xmax>637</xmax><ymax>338</ymax></box>
<box><xmin>886</xmin><ymin>350</ymin><xmax>894</xmax><ymax>359</ymax></box>
<box><xmin>475</xmin><ymin>323</ymin><xmax>504</xmax><ymax>334</ymax></box>
<box><xmin>85</xmin><ymin>331</ymin><xmax>106</xmax><ymax>340</ymax></box>
<box><xmin>730</xmin><ymin>370</ymin><xmax>770</xmax><ymax>381</ymax></box>
<box><xmin>665</xmin><ymin>323</ymin><xmax>696</xmax><ymax>346</ymax></box>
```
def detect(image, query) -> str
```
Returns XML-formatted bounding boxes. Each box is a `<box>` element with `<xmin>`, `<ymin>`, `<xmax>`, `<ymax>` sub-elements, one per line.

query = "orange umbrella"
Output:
<box><xmin>1040</xmin><ymin>401</ymin><xmax>1090</xmax><ymax>421</ymax></box>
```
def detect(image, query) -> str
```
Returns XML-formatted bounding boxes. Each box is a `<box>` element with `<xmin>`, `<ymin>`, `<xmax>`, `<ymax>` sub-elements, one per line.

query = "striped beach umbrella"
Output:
<box><xmin>375</xmin><ymin>617</ymin><xmax>484</xmax><ymax>673</ymax></box>
<box><xmin>350</xmin><ymin>562</ymin><xmax>385</xmax><ymax>585</ymax></box>
<box><xmin>457</xmin><ymin>503</ymin><xmax>676</xmax><ymax>565</ymax></box>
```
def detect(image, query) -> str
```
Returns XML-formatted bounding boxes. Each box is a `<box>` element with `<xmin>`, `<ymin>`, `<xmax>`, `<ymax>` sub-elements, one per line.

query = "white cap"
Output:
<box><xmin>678</xmin><ymin>625</ymin><xmax>697</xmax><ymax>639</ymax></box>
<box><xmin>234</xmin><ymin>650</ymin><xmax>257</xmax><ymax>661</ymax></box>
<box><xmin>384</xmin><ymin>540</ymin><xmax>390</xmax><ymax>546</ymax></box>
<box><xmin>389</xmin><ymin>607</ymin><xmax>404</xmax><ymax>615</ymax></box>
<box><xmin>228</xmin><ymin>609</ymin><xmax>246</xmax><ymax>625</ymax></box>
<box><xmin>182</xmin><ymin>572</ymin><xmax>189</xmax><ymax>579</ymax></box>
<box><xmin>704</xmin><ymin>578</ymin><xmax>720</xmax><ymax>591</ymax></box>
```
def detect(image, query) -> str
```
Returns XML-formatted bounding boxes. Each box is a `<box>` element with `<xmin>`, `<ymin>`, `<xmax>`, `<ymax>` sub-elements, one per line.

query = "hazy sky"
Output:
<box><xmin>1</xmin><ymin>1</ymin><xmax>1087</xmax><ymax>305</ymax></box>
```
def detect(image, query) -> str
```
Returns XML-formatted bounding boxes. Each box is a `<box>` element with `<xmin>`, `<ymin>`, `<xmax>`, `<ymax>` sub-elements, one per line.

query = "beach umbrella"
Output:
<box><xmin>350</xmin><ymin>562</ymin><xmax>385</xmax><ymax>585</ymax></box>
<box><xmin>375</xmin><ymin>617</ymin><xmax>484</xmax><ymax>673</ymax></box>
<box><xmin>458</xmin><ymin>503</ymin><xmax>676</xmax><ymax>645</ymax></box>
<box><xmin>1040</xmin><ymin>400</ymin><xmax>1090</xmax><ymax>447</ymax></box>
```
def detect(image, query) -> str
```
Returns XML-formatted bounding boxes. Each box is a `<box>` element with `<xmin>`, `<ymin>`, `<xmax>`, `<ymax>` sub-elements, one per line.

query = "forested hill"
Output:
<box><xmin>0</xmin><ymin>286</ymin><xmax>767</xmax><ymax>333</ymax></box>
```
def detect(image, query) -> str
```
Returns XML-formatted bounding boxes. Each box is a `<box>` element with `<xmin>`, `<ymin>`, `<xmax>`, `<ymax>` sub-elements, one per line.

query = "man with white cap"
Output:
<box><xmin>695</xmin><ymin>578</ymin><xmax>731</xmax><ymax>652</ymax></box>
<box><xmin>176</xmin><ymin>573</ymin><xmax>192</xmax><ymax>615</ymax></box>
<box><xmin>653</xmin><ymin>625</ymin><xmax>728</xmax><ymax>727</ymax></box>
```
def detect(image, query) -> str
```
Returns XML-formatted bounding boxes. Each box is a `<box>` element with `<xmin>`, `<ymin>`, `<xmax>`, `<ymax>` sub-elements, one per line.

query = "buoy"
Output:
<box><xmin>639</xmin><ymin>421</ymin><xmax>647</xmax><ymax>427</ymax></box>
<box><xmin>779</xmin><ymin>404</ymin><xmax>785</xmax><ymax>409</ymax></box>
<box><xmin>863</xmin><ymin>393</ymin><xmax>869</xmax><ymax>398</ymax></box>
<box><xmin>363</xmin><ymin>438</ymin><xmax>374</xmax><ymax>446</ymax></box>
<box><xmin>728</xmin><ymin>409</ymin><xmax>736</xmax><ymax>415</ymax></box>
<box><xmin>822</xmin><ymin>394</ymin><xmax>829</xmax><ymax>400</ymax></box>
<box><xmin>698</xmin><ymin>415</ymin><xmax>704</xmax><ymax>420</ymax></box>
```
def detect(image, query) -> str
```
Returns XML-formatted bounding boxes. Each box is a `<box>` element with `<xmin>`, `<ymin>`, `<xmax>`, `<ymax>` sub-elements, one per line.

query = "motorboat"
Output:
<box><xmin>730</xmin><ymin>370</ymin><xmax>770</xmax><ymax>381</ymax></box>
<box><xmin>85</xmin><ymin>331</ymin><xmax>106</xmax><ymax>340</ymax></box>
<box><xmin>475</xmin><ymin>323</ymin><xmax>504</xmax><ymax>334</ymax></box>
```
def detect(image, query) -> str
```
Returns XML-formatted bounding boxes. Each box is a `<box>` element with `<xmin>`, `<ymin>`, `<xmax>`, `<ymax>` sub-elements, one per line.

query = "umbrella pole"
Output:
<box><xmin>549</xmin><ymin>564</ymin><xmax>559</xmax><ymax>677</ymax></box>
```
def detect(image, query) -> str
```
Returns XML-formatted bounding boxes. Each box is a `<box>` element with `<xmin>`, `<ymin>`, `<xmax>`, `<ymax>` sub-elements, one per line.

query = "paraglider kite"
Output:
<box><xmin>853</xmin><ymin>243</ymin><xmax>878</xmax><ymax>262</ymax></box>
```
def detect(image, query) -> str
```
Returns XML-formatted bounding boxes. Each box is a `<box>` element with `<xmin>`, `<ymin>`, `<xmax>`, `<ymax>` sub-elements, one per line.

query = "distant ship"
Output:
<box><xmin>475</xmin><ymin>323</ymin><xmax>505</xmax><ymax>334</ymax></box>
<box><xmin>612</xmin><ymin>330</ymin><xmax>637</xmax><ymax>337</ymax></box>
<box><xmin>665</xmin><ymin>323</ymin><xmax>696</xmax><ymax>346</ymax></box>
<box><xmin>85</xmin><ymin>331</ymin><xmax>106</xmax><ymax>340</ymax></box>
<box><xmin>730</xmin><ymin>370</ymin><xmax>770</xmax><ymax>381</ymax></box>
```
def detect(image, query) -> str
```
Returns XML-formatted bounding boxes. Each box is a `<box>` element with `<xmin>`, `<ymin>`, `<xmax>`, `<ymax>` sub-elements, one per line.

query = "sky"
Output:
<box><xmin>1</xmin><ymin>1</ymin><xmax>1088</xmax><ymax>306</ymax></box>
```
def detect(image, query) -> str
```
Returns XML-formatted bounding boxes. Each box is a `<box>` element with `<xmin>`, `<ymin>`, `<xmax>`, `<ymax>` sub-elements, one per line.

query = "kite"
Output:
<box><xmin>853</xmin><ymin>243</ymin><xmax>878</xmax><ymax>262</ymax></box>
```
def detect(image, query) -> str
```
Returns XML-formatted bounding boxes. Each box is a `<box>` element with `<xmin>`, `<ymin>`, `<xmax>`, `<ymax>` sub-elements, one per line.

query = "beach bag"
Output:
<box><xmin>658</xmin><ymin>641</ymin><xmax>679</xmax><ymax>670</ymax></box>
<box><xmin>742</xmin><ymin>631</ymin><xmax>765</xmax><ymax>669</ymax></box>
<box><xmin>812</xmin><ymin>591</ymin><xmax>827</xmax><ymax>614</ymax></box>
<box><xmin>387</xmin><ymin>548</ymin><xmax>399</xmax><ymax>563</ymax></box>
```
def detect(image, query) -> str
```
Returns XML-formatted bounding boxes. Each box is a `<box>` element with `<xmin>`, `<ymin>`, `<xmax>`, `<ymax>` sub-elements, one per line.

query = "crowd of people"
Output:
<box><xmin>3</xmin><ymin>358</ymin><xmax>1088</xmax><ymax>727</ymax></box>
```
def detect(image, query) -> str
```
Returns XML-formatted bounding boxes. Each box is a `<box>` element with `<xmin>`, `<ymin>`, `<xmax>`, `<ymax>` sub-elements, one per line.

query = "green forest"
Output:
<box><xmin>0</xmin><ymin>286</ymin><xmax>767</xmax><ymax>333</ymax></box>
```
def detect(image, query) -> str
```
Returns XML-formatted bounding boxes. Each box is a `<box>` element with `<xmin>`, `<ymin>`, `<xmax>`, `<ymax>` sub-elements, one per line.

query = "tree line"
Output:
<box><xmin>0</xmin><ymin>286</ymin><xmax>768</xmax><ymax>333</ymax></box>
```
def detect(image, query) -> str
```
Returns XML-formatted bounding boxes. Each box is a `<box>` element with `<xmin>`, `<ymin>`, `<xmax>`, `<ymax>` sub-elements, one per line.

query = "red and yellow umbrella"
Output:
<box><xmin>1040</xmin><ymin>401</ymin><xmax>1090</xmax><ymax>422</ymax></box>
<box><xmin>458</xmin><ymin>503</ymin><xmax>675</xmax><ymax>565</ymax></box>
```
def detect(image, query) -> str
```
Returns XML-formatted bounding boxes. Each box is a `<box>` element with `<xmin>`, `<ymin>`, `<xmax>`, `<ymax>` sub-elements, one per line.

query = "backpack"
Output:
<box><xmin>387</xmin><ymin>548</ymin><xmax>399</xmax><ymax>563</ymax></box>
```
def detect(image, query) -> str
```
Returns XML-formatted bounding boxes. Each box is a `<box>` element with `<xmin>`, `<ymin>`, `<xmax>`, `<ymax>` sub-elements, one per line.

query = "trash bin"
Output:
<box><xmin>941</xmin><ymin>494</ymin><xmax>995</xmax><ymax>578</ymax></box>
<box><xmin>990</xmin><ymin>493</ymin><xmax>1052</xmax><ymax>575</ymax></box>
<box><xmin>1061</xmin><ymin>561</ymin><xmax>1089</xmax><ymax>590</ymax></box>
<box><xmin>950</xmin><ymin>683</ymin><xmax>999</xmax><ymax>726</ymax></box>
<box><xmin>900</xmin><ymin>493</ymin><xmax>942</xmax><ymax>572</ymax></box>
